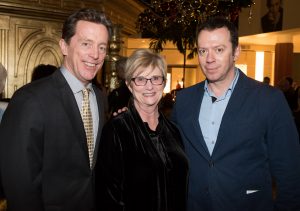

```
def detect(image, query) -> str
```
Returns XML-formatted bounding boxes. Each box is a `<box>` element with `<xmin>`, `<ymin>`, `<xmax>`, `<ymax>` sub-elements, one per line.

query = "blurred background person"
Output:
<box><xmin>108</xmin><ymin>57</ymin><xmax>131</xmax><ymax>115</ymax></box>
<box><xmin>263</xmin><ymin>76</ymin><xmax>270</xmax><ymax>85</ymax></box>
<box><xmin>277</xmin><ymin>76</ymin><xmax>298</xmax><ymax>112</ymax></box>
<box><xmin>278</xmin><ymin>76</ymin><xmax>300</xmax><ymax>141</ymax></box>
<box><xmin>0</xmin><ymin>63</ymin><xmax>8</xmax><ymax>123</ymax></box>
<box><xmin>95</xmin><ymin>49</ymin><xmax>188</xmax><ymax>211</ymax></box>
<box><xmin>31</xmin><ymin>64</ymin><xmax>57</xmax><ymax>82</ymax></box>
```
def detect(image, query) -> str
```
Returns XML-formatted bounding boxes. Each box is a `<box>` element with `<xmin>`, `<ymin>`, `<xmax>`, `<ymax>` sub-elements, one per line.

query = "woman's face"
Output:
<box><xmin>128</xmin><ymin>65</ymin><xmax>165</xmax><ymax>110</ymax></box>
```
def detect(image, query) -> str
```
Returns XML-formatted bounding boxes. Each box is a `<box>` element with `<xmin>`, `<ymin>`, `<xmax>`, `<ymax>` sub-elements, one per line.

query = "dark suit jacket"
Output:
<box><xmin>0</xmin><ymin>70</ymin><xmax>106</xmax><ymax>211</ymax></box>
<box><xmin>171</xmin><ymin>70</ymin><xmax>300</xmax><ymax>211</ymax></box>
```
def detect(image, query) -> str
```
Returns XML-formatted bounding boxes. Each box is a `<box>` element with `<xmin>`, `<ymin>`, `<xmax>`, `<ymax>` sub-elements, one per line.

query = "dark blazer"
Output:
<box><xmin>95</xmin><ymin>100</ymin><xmax>189</xmax><ymax>211</ymax></box>
<box><xmin>171</xmin><ymin>70</ymin><xmax>300</xmax><ymax>211</ymax></box>
<box><xmin>0</xmin><ymin>70</ymin><xmax>106</xmax><ymax>211</ymax></box>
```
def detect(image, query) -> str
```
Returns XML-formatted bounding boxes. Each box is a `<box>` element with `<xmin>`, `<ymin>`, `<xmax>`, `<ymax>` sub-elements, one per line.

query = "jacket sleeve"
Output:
<box><xmin>267</xmin><ymin>90</ymin><xmax>300</xmax><ymax>210</ymax></box>
<box><xmin>0</xmin><ymin>89</ymin><xmax>44</xmax><ymax>210</ymax></box>
<box><xmin>95</xmin><ymin>121</ymin><xmax>125</xmax><ymax>211</ymax></box>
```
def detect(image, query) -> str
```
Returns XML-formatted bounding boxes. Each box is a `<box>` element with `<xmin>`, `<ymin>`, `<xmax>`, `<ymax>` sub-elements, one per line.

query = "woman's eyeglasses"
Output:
<box><xmin>131</xmin><ymin>76</ymin><xmax>164</xmax><ymax>86</ymax></box>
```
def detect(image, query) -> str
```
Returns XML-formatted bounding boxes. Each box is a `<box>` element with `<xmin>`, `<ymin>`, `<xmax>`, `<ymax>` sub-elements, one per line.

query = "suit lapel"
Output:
<box><xmin>181</xmin><ymin>83</ymin><xmax>211</xmax><ymax>159</ymax></box>
<box><xmin>52</xmin><ymin>70</ymin><xmax>89</xmax><ymax>160</ymax></box>
<box><xmin>212</xmin><ymin>71</ymin><xmax>251</xmax><ymax>156</ymax></box>
<box><xmin>92</xmin><ymin>86</ymin><xmax>106</xmax><ymax>167</ymax></box>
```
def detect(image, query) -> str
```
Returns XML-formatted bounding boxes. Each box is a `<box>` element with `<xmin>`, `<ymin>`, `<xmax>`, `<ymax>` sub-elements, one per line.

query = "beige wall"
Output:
<box><xmin>237</xmin><ymin>50</ymin><xmax>275</xmax><ymax>85</ymax></box>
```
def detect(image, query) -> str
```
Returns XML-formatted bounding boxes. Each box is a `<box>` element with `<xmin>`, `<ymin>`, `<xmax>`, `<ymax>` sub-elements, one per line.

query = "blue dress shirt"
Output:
<box><xmin>199</xmin><ymin>69</ymin><xmax>239</xmax><ymax>155</ymax></box>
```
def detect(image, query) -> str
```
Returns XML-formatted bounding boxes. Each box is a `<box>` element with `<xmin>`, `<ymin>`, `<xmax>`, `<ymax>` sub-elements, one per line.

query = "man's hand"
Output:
<box><xmin>112</xmin><ymin>107</ymin><xmax>128</xmax><ymax>116</ymax></box>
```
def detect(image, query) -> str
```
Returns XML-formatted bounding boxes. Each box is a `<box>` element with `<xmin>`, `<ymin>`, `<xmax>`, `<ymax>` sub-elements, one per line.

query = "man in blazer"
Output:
<box><xmin>0</xmin><ymin>8</ymin><xmax>111</xmax><ymax>210</ymax></box>
<box><xmin>171</xmin><ymin>17</ymin><xmax>300</xmax><ymax>211</ymax></box>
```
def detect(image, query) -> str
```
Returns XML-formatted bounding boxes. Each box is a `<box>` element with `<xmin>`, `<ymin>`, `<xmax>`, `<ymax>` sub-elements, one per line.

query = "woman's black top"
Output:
<box><xmin>95</xmin><ymin>99</ymin><xmax>189</xmax><ymax>211</ymax></box>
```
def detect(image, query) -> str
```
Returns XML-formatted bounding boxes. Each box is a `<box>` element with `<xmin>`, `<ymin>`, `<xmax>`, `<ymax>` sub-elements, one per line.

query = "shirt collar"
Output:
<box><xmin>60</xmin><ymin>66</ymin><xmax>93</xmax><ymax>94</ymax></box>
<box><xmin>204</xmin><ymin>68</ymin><xmax>239</xmax><ymax>98</ymax></box>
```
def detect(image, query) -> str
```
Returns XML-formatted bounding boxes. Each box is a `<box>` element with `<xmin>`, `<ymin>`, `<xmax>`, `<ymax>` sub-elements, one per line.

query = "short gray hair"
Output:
<box><xmin>0</xmin><ymin>63</ymin><xmax>7</xmax><ymax>94</ymax></box>
<box><xmin>124</xmin><ymin>49</ymin><xmax>167</xmax><ymax>84</ymax></box>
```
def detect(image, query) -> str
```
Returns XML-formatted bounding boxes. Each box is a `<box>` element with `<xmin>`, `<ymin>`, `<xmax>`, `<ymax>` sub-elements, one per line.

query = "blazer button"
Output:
<box><xmin>209</xmin><ymin>160</ymin><xmax>214</xmax><ymax>167</ymax></box>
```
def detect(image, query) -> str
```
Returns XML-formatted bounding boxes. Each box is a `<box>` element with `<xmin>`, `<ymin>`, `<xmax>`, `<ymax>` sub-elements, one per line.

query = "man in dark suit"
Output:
<box><xmin>171</xmin><ymin>17</ymin><xmax>300</xmax><ymax>211</ymax></box>
<box><xmin>0</xmin><ymin>8</ymin><xmax>111</xmax><ymax>210</ymax></box>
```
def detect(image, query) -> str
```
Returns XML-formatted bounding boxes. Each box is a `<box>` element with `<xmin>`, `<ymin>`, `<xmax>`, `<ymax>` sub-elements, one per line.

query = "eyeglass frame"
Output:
<box><xmin>131</xmin><ymin>75</ymin><xmax>165</xmax><ymax>86</ymax></box>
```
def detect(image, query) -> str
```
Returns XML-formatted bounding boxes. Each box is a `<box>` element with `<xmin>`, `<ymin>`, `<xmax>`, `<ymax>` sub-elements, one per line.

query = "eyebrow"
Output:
<box><xmin>198</xmin><ymin>45</ymin><xmax>226</xmax><ymax>49</ymax></box>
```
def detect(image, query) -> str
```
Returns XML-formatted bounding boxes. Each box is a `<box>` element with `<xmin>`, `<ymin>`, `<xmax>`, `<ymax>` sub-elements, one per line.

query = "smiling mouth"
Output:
<box><xmin>143</xmin><ymin>93</ymin><xmax>155</xmax><ymax>97</ymax></box>
<box><xmin>84</xmin><ymin>62</ymin><xmax>97</xmax><ymax>67</ymax></box>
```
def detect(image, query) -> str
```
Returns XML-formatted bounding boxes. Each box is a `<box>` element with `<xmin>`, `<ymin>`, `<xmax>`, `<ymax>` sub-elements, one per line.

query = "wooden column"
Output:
<box><xmin>274</xmin><ymin>43</ymin><xmax>293</xmax><ymax>85</ymax></box>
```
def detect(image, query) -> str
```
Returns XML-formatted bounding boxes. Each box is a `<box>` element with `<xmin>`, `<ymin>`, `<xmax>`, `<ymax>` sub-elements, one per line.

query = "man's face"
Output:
<box><xmin>59</xmin><ymin>20</ymin><xmax>109</xmax><ymax>86</ymax></box>
<box><xmin>197</xmin><ymin>27</ymin><xmax>239</xmax><ymax>84</ymax></box>
<box><xmin>269</xmin><ymin>0</ymin><xmax>281</xmax><ymax>15</ymax></box>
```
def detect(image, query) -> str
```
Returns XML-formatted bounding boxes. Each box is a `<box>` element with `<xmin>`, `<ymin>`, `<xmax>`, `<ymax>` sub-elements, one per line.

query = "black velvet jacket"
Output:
<box><xmin>95</xmin><ymin>100</ymin><xmax>189</xmax><ymax>211</ymax></box>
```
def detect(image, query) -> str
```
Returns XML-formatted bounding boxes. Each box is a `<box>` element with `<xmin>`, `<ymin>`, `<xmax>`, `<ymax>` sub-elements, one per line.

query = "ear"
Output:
<box><xmin>59</xmin><ymin>39</ymin><xmax>68</xmax><ymax>56</ymax></box>
<box><xmin>125</xmin><ymin>80</ymin><xmax>133</xmax><ymax>93</ymax></box>
<box><xmin>233</xmin><ymin>45</ymin><xmax>241</xmax><ymax>62</ymax></box>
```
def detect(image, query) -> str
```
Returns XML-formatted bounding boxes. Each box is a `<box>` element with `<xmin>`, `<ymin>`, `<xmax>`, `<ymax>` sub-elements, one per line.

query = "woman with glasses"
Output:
<box><xmin>95</xmin><ymin>49</ymin><xmax>188</xmax><ymax>211</ymax></box>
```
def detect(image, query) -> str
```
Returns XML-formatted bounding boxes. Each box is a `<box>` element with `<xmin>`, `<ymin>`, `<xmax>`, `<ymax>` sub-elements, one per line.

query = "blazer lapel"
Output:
<box><xmin>92</xmin><ymin>86</ymin><xmax>106</xmax><ymax>167</ymax></box>
<box><xmin>52</xmin><ymin>70</ymin><xmax>89</xmax><ymax>159</ymax></box>
<box><xmin>212</xmin><ymin>70</ymin><xmax>251</xmax><ymax>156</ymax></box>
<box><xmin>181</xmin><ymin>83</ymin><xmax>211</xmax><ymax>159</ymax></box>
